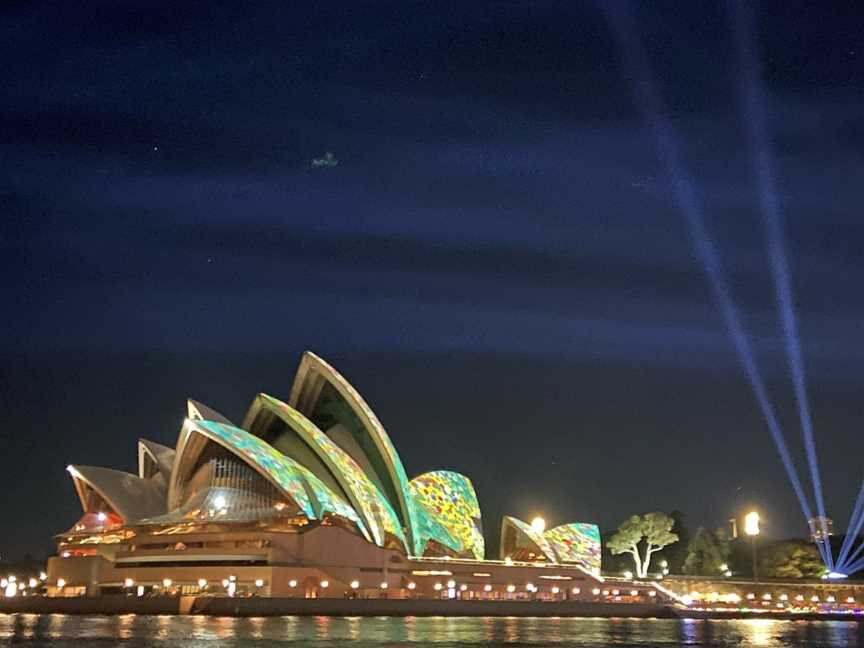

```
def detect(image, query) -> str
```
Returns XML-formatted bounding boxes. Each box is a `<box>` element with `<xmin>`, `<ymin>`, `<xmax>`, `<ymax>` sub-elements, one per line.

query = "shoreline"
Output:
<box><xmin>0</xmin><ymin>597</ymin><xmax>861</xmax><ymax>621</ymax></box>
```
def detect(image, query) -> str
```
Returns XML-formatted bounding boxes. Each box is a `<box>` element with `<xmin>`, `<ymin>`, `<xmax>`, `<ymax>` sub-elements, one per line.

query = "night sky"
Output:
<box><xmin>3</xmin><ymin>1</ymin><xmax>864</xmax><ymax>561</ymax></box>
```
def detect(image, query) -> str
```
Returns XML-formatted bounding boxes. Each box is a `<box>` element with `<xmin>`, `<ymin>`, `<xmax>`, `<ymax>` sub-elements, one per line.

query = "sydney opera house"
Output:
<box><xmin>48</xmin><ymin>352</ymin><xmax>603</xmax><ymax>599</ymax></box>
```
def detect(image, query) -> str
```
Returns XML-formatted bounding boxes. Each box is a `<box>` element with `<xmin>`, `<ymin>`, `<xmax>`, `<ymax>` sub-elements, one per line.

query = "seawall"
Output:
<box><xmin>2</xmin><ymin>597</ymin><xmax>861</xmax><ymax>621</ymax></box>
<box><xmin>0</xmin><ymin>596</ymin><xmax>179</xmax><ymax>615</ymax></box>
<box><xmin>191</xmin><ymin>598</ymin><xmax>675</xmax><ymax>617</ymax></box>
<box><xmin>0</xmin><ymin>596</ymin><xmax>673</xmax><ymax>618</ymax></box>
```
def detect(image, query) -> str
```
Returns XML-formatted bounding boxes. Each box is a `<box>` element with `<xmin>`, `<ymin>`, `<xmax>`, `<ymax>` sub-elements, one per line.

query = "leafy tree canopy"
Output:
<box><xmin>662</xmin><ymin>510</ymin><xmax>690</xmax><ymax>573</ymax></box>
<box><xmin>761</xmin><ymin>540</ymin><xmax>826</xmax><ymax>579</ymax></box>
<box><xmin>607</xmin><ymin>512</ymin><xmax>678</xmax><ymax>578</ymax></box>
<box><xmin>682</xmin><ymin>527</ymin><xmax>731</xmax><ymax>576</ymax></box>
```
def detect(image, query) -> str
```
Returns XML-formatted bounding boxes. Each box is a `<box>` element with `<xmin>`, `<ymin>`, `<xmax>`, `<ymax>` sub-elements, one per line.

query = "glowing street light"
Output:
<box><xmin>744</xmin><ymin>511</ymin><xmax>761</xmax><ymax>581</ymax></box>
<box><xmin>744</xmin><ymin>511</ymin><xmax>761</xmax><ymax>536</ymax></box>
<box><xmin>744</xmin><ymin>511</ymin><xmax>759</xmax><ymax>583</ymax></box>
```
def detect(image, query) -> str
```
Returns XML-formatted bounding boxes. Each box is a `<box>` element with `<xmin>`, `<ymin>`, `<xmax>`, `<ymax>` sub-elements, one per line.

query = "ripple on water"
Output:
<box><xmin>0</xmin><ymin>614</ymin><xmax>862</xmax><ymax>646</ymax></box>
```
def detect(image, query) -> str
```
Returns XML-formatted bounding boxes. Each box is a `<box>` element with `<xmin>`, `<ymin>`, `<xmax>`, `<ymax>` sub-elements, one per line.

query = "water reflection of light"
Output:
<box><xmin>825</xmin><ymin>620</ymin><xmax>857</xmax><ymax>647</ymax></box>
<box><xmin>215</xmin><ymin>615</ymin><xmax>238</xmax><ymax>640</ymax></box>
<box><xmin>425</xmin><ymin>615</ymin><xmax>446</xmax><ymax>643</ymax></box>
<box><xmin>504</xmin><ymin>616</ymin><xmax>519</xmax><ymax>643</ymax></box>
<box><xmin>482</xmin><ymin>616</ymin><xmax>495</xmax><ymax>643</ymax></box>
<box><xmin>315</xmin><ymin>615</ymin><xmax>330</xmax><ymax>640</ymax></box>
<box><xmin>346</xmin><ymin>615</ymin><xmax>360</xmax><ymax>641</ymax></box>
<box><xmin>17</xmin><ymin>613</ymin><xmax>38</xmax><ymax>639</ymax></box>
<box><xmin>248</xmin><ymin>616</ymin><xmax>265</xmax><ymax>640</ymax></box>
<box><xmin>740</xmin><ymin>618</ymin><xmax>779</xmax><ymax>646</ymax></box>
<box><xmin>279</xmin><ymin>616</ymin><xmax>300</xmax><ymax>641</ymax></box>
<box><xmin>116</xmin><ymin>613</ymin><xmax>135</xmax><ymax>640</ymax></box>
<box><xmin>679</xmin><ymin>618</ymin><xmax>702</xmax><ymax>645</ymax></box>
<box><xmin>545</xmin><ymin>616</ymin><xmax>562</xmax><ymax>643</ymax></box>
<box><xmin>155</xmin><ymin>615</ymin><xmax>172</xmax><ymax>641</ymax></box>
<box><xmin>11</xmin><ymin>615</ymin><xmax>864</xmax><ymax>645</ymax></box>
<box><xmin>48</xmin><ymin>614</ymin><xmax>66</xmax><ymax>639</ymax></box>
<box><xmin>404</xmin><ymin>615</ymin><xmax>417</xmax><ymax>642</ymax></box>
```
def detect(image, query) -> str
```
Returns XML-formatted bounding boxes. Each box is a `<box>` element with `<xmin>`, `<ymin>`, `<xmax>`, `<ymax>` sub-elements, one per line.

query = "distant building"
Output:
<box><xmin>49</xmin><ymin>352</ymin><xmax>602</xmax><ymax>599</ymax></box>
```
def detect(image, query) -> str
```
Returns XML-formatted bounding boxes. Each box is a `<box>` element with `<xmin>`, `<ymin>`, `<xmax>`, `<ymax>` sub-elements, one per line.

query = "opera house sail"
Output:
<box><xmin>50</xmin><ymin>352</ymin><xmax>602</xmax><ymax>599</ymax></box>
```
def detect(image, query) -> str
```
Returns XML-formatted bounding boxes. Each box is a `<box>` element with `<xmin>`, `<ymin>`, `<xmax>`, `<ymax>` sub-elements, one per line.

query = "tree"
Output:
<box><xmin>607</xmin><ymin>512</ymin><xmax>679</xmax><ymax>578</ymax></box>
<box><xmin>661</xmin><ymin>510</ymin><xmax>690</xmax><ymax>573</ymax></box>
<box><xmin>600</xmin><ymin>529</ymin><xmax>630</xmax><ymax>573</ymax></box>
<box><xmin>682</xmin><ymin>527</ymin><xmax>731</xmax><ymax>576</ymax></box>
<box><xmin>761</xmin><ymin>540</ymin><xmax>826</xmax><ymax>579</ymax></box>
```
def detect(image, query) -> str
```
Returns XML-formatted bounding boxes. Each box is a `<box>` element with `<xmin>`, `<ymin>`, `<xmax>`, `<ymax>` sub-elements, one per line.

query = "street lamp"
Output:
<box><xmin>744</xmin><ymin>511</ymin><xmax>760</xmax><ymax>582</ymax></box>
<box><xmin>530</xmin><ymin>517</ymin><xmax>546</xmax><ymax>534</ymax></box>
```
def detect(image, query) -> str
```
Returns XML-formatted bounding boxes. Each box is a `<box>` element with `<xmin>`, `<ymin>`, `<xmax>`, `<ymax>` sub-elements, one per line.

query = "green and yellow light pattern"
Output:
<box><xmin>410</xmin><ymin>470</ymin><xmax>484</xmax><ymax>559</ymax></box>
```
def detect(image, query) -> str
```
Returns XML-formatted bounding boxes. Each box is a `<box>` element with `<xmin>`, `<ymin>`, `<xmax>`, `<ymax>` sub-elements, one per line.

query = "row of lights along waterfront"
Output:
<box><xmin>49</xmin><ymin>576</ymin><xmax>654</xmax><ymax>599</ymax></box>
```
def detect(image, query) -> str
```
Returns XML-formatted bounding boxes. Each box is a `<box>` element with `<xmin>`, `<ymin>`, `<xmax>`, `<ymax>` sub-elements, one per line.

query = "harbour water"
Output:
<box><xmin>1</xmin><ymin>614</ymin><xmax>862</xmax><ymax>647</ymax></box>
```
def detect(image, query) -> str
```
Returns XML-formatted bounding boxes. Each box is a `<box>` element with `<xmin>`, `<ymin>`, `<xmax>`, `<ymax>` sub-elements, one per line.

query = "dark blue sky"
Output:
<box><xmin>3</xmin><ymin>1</ymin><xmax>864</xmax><ymax>559</ymax></box>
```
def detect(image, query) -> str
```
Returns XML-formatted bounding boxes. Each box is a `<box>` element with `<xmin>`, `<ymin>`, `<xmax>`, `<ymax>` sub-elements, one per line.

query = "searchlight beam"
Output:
<box><xmin>603</xmin><ymin>2</ymin><xmax>816</xmax><ymax>533</ymax></box>
<box><xmin>727</xmin><ymin>0</ymin><xmax>832</xmax><ymax>570</ymax></box>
